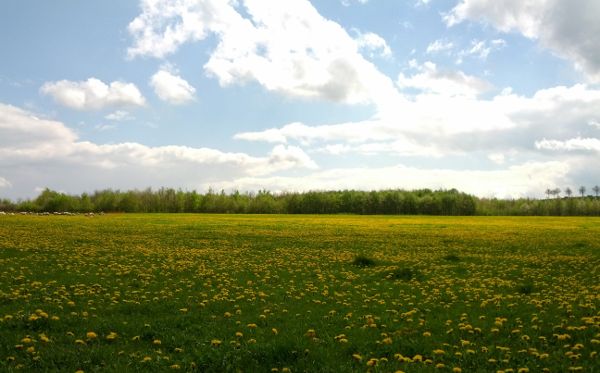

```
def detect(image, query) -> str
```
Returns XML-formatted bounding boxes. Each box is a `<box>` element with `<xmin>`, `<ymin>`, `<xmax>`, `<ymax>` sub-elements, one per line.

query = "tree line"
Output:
<box><xmin>2</xmin><ymin>186</ymin><xmax>600</xmax><ymax>216</ymax></box>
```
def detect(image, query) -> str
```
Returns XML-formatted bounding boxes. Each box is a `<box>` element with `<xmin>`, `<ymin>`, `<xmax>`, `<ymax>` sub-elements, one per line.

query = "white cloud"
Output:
<box><xmin>426</xmin><ymin>39</ymin><xmax>454</xmax><ymax>54</ymax></box>
<box><xmin>128</xmin><ymin>0</ymin><xmax>399</xmax><ymax>106</ymax></box>
<box><xmin>150</xmin><ymin>66</ymin><xmax>196</xmax><ymax>105</ymax></box>
<box><xmin>354</xmin><ymin>30</ymin><xmax>392</xmax><ymax>58</ymax></box>
<box><xmin>315</xmin><ymin>144</ymin><xmax>351</xmax><ymax>155</ymax></box>
<box><xmin>233</xmin><ymin>84</ymin><xmax>600</xmax><ymax>157</ymax></box>
<box><xmin>589</xmin><ymin>119</ymin><xmax>600</xmax><ymax>129</ymax></box>
<box><xmin>206</xmin><ymin>160</ymin><xmax>571</xmax><ymax>199</ymax></box>
<box><xmin>398</xmin><ymin>62</ymin><xmax>493</xmax><ymax>98</ymax></box>
<box><xmin>455</xmin><ymin>39</ymin><xmax>505</xmax><ymax>63</ymax></box>
<box><xmin>489</xmin><ymin>153</ymin><xmax>505</xmax><ymax>164</ymax></box>
<box><xmin>105</xmin><ymin>110</ymin><xmax>134</xmax><ymax>121</ymax></box>
<box><xmin>94</xmin><ymin>124</ymin><xmax>116</xmax><ymax>131</ymax></box>
<box><xmin>40</xmin><ymin>78</ymin><xmax>147</xmax><ymax>110</ymax></box>
<box><xmin>444</xmin><ymin>0</ymin><xmax>600</xmax><ymax>82</ymax></box>
<box><xmin>0</xmin><ymin>102</ymin><xmax>318</xmax><ymax>199</ymax></box>
<box><xmin>535</xmin><ymin>137</ymin><xmax>600</xmax><ymax>152</ymax></box>
<box><xmin>0</xmin><ymin>177</ymin><xmax>12</xmax><ymax>188</ymax></box>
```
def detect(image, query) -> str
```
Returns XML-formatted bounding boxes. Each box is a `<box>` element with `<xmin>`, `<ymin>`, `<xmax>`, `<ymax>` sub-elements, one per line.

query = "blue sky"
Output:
<box><xmin>1</xmin><ymin>0</ymin><xmax>599</xmax><ymax>200</ymax></box>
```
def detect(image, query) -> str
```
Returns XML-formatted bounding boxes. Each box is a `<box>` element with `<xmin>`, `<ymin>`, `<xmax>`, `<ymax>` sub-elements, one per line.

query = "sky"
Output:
<box><xmin>1</xmin><ymin>0</ymin><xmax>600</xmax><ymax>201</ymax></box>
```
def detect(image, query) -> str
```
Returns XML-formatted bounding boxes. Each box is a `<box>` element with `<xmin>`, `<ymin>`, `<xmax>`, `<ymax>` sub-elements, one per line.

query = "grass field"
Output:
<box><xmin>1</xmin><ymin>214</ymin><xmax>600</xmax><ymax>373</ymax></box>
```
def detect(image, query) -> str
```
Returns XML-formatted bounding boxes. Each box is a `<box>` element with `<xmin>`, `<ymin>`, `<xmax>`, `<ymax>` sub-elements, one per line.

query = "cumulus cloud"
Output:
<box><xmin>535</xmin><ymin>137</ymin><xmax>600</xmax><ymax>152</ymax></box>
<box><xmin>40</xmin><ymin>78</ymin><xmax>147</xmax><ymax>110</ymax></box>
<box><xmin>0</xmin><ymin>177</ymin><xmax>12</xmax><ymax>188</ymax></box>
<box><xmin>456</xmin><ymin>39</ymin><xmax>506</xmax><ymax>63</ymax></box>
<box><xmin>150</xmin><ymin>66</ymin><xmax>196</xmax><ymax>105</ymax></box>
<box><xmin>105</xmin><ymin>110</ymin><xmax>134</xmax><ymax>121</ymax></box>
<box><xmin>426</xmin><ymin>39</ymin><xmax>454</xmax><ymax>54</ymax></box>
<box><xmin>234</xmin><ymin>84</ymin><xmax>600</xmax><ymax>157</ymax></box>
<box><xmin>0</xmin><ymin>102</ymin><xmax>317</xmax><ymax>199</ymax></box>
<box><xmin>444</xmin><ymin>0</ymin><xmax>600</xmax><ymax>82</ymax></box>
<box><xmin>489</xmin><ymin>153</ymin><xmax>505</xmax><ymax>165</ymax></box>
<box><xmin>398</xmin><ymin>62</ymin><xmax>493</xmax><ymax>98</ymax></box>
<box><xmin>354</xmin><ymin>30</ymin><xmax>392</xmax><ymax>58</ymax></box>
<box><xmin>127</xmin><ymin>0</ymin><xmax>399</xmax><ymax>106</ymax></box>
<box><xmin>205</xmin><ymin>160</ymin><xmax>571</xmax><ymax>199</ymax></box>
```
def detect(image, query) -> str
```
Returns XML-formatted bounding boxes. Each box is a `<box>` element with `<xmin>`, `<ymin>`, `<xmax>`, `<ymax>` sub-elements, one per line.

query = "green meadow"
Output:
<box><xmin>1</xmin><ymin>214</ymin><xmax>599</xmax><ymax>372</ymax></box>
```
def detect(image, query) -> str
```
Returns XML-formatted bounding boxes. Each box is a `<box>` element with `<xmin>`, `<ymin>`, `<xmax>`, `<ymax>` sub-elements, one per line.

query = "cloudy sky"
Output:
<box><xmin>1</xmin><ymin>0</ymin><xmax>599</xmax><ymax>200</ymax></box>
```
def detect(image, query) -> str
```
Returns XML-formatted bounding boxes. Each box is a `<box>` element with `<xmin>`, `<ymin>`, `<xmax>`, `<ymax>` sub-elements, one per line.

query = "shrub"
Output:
<box><xmin>388</xmin><ymin>267</ymin><xmax>419</xmax><ymax>281</ymax></box>
<box><xmin>352</xmin><ymin>255</ymin><xmax>376</xmax><ymax>268</ymax></box>
<box><xmin>442</xmin><ymin>253</ymin><xmax>461</xmax><ymax>262</ymax></box>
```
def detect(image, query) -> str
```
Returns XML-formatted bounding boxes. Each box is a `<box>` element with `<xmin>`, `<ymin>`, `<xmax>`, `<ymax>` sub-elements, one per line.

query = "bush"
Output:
<box><xmin>442</xmin><ymin>253</ymin><xmax>461</xmax><ymax>262</ymax></box>
<box><xmin>352</xmin><ymin>255</ymin><xmax>376</xmax><ymax>268</ymax></box>
<box><xmin>388</xmin><ymin>267</ymin><xmax>419</xmax><ymax>281</ymax></box>
<box><xmin>515</xmin><ymin>281</ymin><xmax>536</xmax><ymax>295</ymax></box>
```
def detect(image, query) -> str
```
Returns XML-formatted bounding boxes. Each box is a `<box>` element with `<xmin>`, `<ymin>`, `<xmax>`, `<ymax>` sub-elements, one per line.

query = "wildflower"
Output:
<box><xmin>26</xmin><ymin>347</ymin><xmax>35</xmax><ymax>354</ymax></box>
<box><xmin>453</xmin><ymin>368</ymin><xmax>462</xmax><ymax>372</ymax></box>
<box><xmin>423</xmin><ymin>332</ymin><xmax>431</xmax><ymax>337</ymax></box>
<box><xmin>153</xmin><ymin>340</ymin><xmax>161</xmax><ymax>345</ymax></box>
<box><xmin>272</xmin><ymin>328</ymin><xmax>278</xmax><ymax>335</ymax></box>
<box><xmin>132</xmin><ymin>336</ymin><xmax>140</xmax><ymax>341</ymax></box>
<box><xmin>170</xmin><ymin>365</ymin><xmax>181</xmax><ymax>369</ymax></box>
<box><xmin>174</xmin><ymin>348</ymin><xmax>182</xmax><ymax>353</ymax></box>
<box><xmin>211</xmin><ymin>340</ymin><xmax>222</xmax><ymax>346</ymax></box>
<box><xmin>383</xmin><ymin>338</ymin><xmax>392</xmax><ymax>344</ymax></box>
<box><xmin>86</xmin><ymin>332</ymin><xmax>97</xmax><ymax>340</ymax></box>
<box><xmin>75</xmin><ymin>340</ymin><xmax>84</xmax><ymax>344</ymax></box>
<box><xmin>141</xmin><ymin>357</ymin><xmax>151</xmax><ymax>363</ymax></box>
<box><xmin>353</xmin><ymin>354</ymin><xmax>362</xmax><ymax>360</ymax></box>
<box><xmin>366</xmin><ymin>358</ymin><xmax>378</xmax><ymax>366</ymax></box>
<box><xmin>436</xmin><ymin>364</ymin><xmax>445</xmax><ymax>369</ymax></box>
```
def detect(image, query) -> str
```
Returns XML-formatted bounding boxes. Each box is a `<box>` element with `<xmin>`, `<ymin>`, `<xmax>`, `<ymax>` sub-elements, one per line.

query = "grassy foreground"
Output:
<box><xmin>1</xmin><ymin>214</ymin><xmax>600</xmax><ymax>373</ymax></box>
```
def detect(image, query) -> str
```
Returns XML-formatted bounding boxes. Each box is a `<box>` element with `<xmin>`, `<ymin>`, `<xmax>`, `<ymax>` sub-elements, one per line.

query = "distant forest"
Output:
<box><xmin>2</xmin><ymin>186</ymin><xmax>600</xmax><ymax>216</ymax></box>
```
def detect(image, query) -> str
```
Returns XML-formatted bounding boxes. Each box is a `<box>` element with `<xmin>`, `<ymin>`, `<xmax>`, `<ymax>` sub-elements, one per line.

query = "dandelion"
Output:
<box><xmin>153</xmin><ymin>340</ymin><xmax>161</xmax><ymax>345</ymax></box>
<box><xmin>86</xmin><ymin>332</ymin><xmax>97</xmax><ymax>340</ymax></box>
<box><xmin>141</xmin><ymin>357</ymin><xmax>151</xmax><ymax>363</ymax></box>
<box><xmin>353</xmin><ymin>354</ymin><xmax>362</xmax><ymax>361</ymax></box>
<box><xmin>272</xmin><ymin>328</ymin><xmax>278</xmax><ymax>335</ymax></box>
<box><xmin>75</xmin><ymin>340</ymin><xmax>84</xmax><ymax>344</ymax></box>
<box><xmin>132</xmin><ymin>336</ymin><xmax>140</xmax><ymax>341</ymax></box>
<box><xmin>423</xmin><ymin>332</ymin><xmax>431</xmax><ymax>337</ymax></box>
<box><xmin>170</xmin><ymin>365</ymin><xmax>181</xmax><ymax>369</ymax></box>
